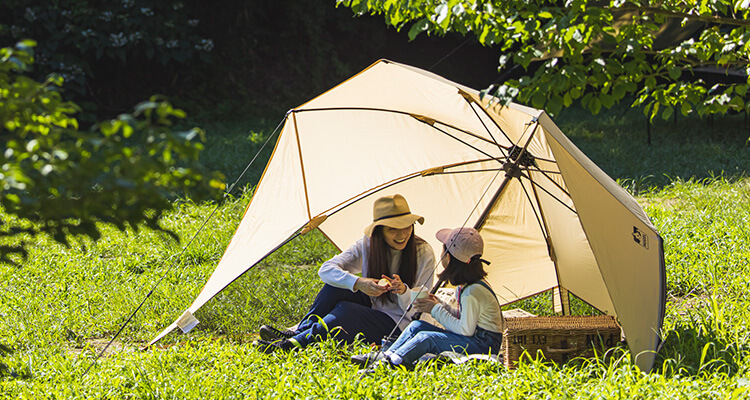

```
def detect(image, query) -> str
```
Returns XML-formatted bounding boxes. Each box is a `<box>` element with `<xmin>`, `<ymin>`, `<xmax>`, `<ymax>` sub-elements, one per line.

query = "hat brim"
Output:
<box><xmin>435</xmin><ymin>228</ymin><xmax>453</xmax><ymax>244</ymax></box>
<box><xmin>364</xmin><ymin>214</ymin><xmax>424</xmax><ymax>237</ymax></box>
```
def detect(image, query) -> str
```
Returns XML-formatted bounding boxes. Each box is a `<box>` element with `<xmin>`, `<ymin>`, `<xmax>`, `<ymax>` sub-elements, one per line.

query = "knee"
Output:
<box><xmin>331</xmin><ymin>301</ymin><xmax>362</xmax><ymax>318</ymax></box>
<box><xmin>318</xmin><ymin>284</ymin><xmax>346</xmax><ymax>297</ymax></box>
<box><xmin>403</xmin><ymin>320</ymin><xmax>431</xmax><ymax>335</ymax></box>
<box><xmin>413</xmin><ymin>331</ymin><xmax>434</xmax><ymax>342</ymax></box>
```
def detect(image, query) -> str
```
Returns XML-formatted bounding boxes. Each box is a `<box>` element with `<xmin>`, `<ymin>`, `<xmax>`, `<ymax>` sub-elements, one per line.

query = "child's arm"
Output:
<box><xmin>430</xmin><ymin>291</ymin><xmax>481</xmax><ymax>336</ymax></box>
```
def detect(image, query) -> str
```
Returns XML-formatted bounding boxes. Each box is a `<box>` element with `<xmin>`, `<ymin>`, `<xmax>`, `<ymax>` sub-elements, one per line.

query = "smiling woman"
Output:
<box><xmin>255</xmin><ymin>194</ymin><xmax>436</xmax><ymax>353</ymax></box>
<box><xmin>382</xmin><ymin>226</ymin><xmax>413</xmax><ymax>251</ymax></box>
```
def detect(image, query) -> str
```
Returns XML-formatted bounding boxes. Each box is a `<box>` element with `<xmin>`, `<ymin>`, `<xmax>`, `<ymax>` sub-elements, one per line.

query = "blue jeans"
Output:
<box><xmin>387</xmin><ymin>320</ymin><xmax>503</xmax><ymax>366</ymax></box>
<box><xmin>291</xmin><ymin>284</ymin><xmax>400</xmax><ymax>347</ymax></box>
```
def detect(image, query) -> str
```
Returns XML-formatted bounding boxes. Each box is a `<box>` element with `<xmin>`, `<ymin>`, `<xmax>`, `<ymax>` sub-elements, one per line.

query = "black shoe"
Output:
<box><xmin>350</xmin><ymin>351</ymin><xmax>386</xmax><ymax>366</ymax></box>
<box><xmin>254</xmin><ymin>338</ymin><xmax>299</xmax><ymax>354</ymax></box>
<box><xmin>259</xmin><ymin>325</ymin><xmax>297</xmax><ymax>341</ymax></box>
<box><xmin>357</xmin><ymin>358</ymin><xmax>403</xmax><ymax>374</ymax></box>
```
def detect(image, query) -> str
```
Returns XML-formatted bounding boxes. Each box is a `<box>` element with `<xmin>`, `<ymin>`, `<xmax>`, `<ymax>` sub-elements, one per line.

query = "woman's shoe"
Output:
<box><xmin>357</xmin><ymin>358</ymin><xmax>401</xmax><ymax>374</ymax></box>
<box><xmin>350</xmin><ymin>351</ymin><xmax>386</xmax><ymax>366</ymax></box>
<box><xmin>259</xmin><ymin>325</ymin><xmax>297</xmax><ymax>341</ymax></box>
<box><xmin>253</xmin><ymin>338</ymin><xmax>300</xmax><ymax>354</ymax></box>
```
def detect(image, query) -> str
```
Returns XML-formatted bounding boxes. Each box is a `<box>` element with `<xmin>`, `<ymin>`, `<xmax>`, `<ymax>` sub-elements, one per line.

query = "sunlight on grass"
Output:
<box><xmin>2</xmin><ymin>105</ymin><xmax>750</xmax><ymax>397</ymax></box>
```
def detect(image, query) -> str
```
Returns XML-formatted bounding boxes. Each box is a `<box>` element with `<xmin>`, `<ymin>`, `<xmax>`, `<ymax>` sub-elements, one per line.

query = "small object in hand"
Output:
<box><xmin>378</xmin><ymin>278</ymin><xmax>390</xmax><ymax>287</ymax></box>
<box><xmin>410</xmin><ymin>288</ymin><xmax>428</xmax><ymax>302</ymax></box>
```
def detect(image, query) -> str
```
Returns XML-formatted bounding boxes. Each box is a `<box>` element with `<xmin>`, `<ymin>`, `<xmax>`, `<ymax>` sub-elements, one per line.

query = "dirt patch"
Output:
<box><xmin>668</xmin><ymin>294</ymin><xmax>710</xmax><ymax>317</ymax></box>
<box><xmin>67</xmin><ymin>338</ymin><xmax>146</xmax><ymax>356</ymax></box>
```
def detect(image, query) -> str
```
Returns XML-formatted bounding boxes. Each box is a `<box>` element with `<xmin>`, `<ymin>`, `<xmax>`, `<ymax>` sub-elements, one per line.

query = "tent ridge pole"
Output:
<box><xmin>291</xmin><ymin>112</ymin><xmax>312</xmax><ymax>219</ymax></box>
<box><xmin>526</xmin><ymin>172</ymin><xmax>570</xmax><ymax>315</ymax></box>
<box><xmin>459</xmin><ymin>92</ymin><xmax>507</xmax><ymax>153</ymax></box>
<box><xmin>458</xmin><ymin>90</ymin><xmax>514</xmax><ymax>149</ymax></box>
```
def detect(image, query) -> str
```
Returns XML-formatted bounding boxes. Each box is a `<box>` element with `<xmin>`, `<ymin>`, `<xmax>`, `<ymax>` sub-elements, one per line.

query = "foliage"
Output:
<box><xmin>337</xmin><ymin>0</ymin><xmax>750</xmax><ymax>122</ymax></box>
<box><xmin>0</xmin><ymin>41</ymin><xmax>225</xmax><ymax>263</ymax></box>
<box><xmin>0</xmin><ymin>0</ymin><xmax>213</xmax><ymax>107</ymax></box>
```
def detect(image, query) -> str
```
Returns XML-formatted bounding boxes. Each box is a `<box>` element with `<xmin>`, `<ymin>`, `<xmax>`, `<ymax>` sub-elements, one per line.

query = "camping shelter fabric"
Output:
<box><xmin>151</xmin><ymin>59</ymin><xmax>665</xmax><ymax>371</ymax></box>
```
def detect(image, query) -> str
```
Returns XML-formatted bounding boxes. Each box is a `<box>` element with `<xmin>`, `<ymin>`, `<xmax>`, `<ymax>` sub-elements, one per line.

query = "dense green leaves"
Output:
<box><xmin>0</xmin><ymin>42</ymin><xmax>224</xmax><ymax>263</ymax></box>
<box><xmin>338</xmin><ymin>0</ymin><xmax>750</xmax><ymax>121</ymax></box>
<box><xmin>0</xmin><ymin>0</ymin><xmax>213</xmax><ymax>98</ymax></box>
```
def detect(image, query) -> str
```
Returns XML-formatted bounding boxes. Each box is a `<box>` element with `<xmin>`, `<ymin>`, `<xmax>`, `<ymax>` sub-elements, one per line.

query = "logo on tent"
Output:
<box><xmin>632</xmin><ymin>226</ymin><xmax>649</xmax><ymax>249</ymax></box>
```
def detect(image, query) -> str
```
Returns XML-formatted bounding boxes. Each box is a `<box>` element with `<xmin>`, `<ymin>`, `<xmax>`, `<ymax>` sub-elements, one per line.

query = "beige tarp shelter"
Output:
<box><xmin>151</xmin><ymin>59</ymin><xmax>665</xmax><ymax>371</ymax></box>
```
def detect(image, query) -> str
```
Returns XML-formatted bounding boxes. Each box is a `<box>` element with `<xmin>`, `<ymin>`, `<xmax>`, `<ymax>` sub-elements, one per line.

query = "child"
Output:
<box><xmin>363</xmin><ymin>227</ymin><xmax>504</xmax><ymax>369</ymax></box>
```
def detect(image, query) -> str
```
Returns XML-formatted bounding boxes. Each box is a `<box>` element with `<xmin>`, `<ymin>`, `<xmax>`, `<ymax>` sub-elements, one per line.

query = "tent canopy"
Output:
<box><xmin>152</xmin><ymin>59</ymin><xmax>665</xmax><ymax>371</ymax></box>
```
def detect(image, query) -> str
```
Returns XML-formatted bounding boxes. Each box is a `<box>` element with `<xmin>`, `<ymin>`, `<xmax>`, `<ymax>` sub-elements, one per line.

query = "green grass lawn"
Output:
<box><xmin>2</xmin><ymin>103</ymin><xmax>750</xmax><ymax>398</ymax></box>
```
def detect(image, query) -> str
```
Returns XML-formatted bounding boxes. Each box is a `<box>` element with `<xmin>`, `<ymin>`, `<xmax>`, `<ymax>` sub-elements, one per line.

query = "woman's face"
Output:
<box><xmin>382</xmin><ymin>225</ymin><xmax>413</xmax><ymax>250</ymax></box>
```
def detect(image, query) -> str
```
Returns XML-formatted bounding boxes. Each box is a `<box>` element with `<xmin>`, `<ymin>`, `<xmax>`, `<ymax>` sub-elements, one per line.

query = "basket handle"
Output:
<box><xmin>545</xmin><ymin>346</ymin><xmax>579</xmax><ymax>354</ymax></box>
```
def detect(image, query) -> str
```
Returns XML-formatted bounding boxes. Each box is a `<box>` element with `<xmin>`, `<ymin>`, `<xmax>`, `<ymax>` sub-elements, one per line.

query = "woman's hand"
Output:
<box><xmin>382</xmin><ymin>274</ymin><xmax>407</xmax><ymax>295</ymax></box>
<box><xmin>413</xmin><ymin>294</ymin><xmax>439</xmax><ymax>313</ymax></box>
<box><xmin>354</xmin><ymin>277</ymin><xmax>389</xmax><ymax>297</ymax></box>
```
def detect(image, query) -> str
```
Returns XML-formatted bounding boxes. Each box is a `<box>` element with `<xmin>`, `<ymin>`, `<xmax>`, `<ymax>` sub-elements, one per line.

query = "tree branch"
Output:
<box><xmin>617</xmin><ymin>6</ymin><xmax>750</xmax><ymax>27</ymax></box>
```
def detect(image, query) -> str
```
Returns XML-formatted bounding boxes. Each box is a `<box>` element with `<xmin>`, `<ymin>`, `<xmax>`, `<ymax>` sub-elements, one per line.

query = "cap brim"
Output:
<box><xmin>364</xmin><ymin>214</ymin><xmax>424</xmax><ymax>237</ymax></box>
<box><xmin>435</xmin><ymin>228</ymin><xmax>453</xmax><ymax>244</ymax></box>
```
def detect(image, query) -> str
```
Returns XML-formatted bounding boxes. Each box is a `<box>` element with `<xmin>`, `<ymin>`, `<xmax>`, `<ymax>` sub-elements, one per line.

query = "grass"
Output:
<box><xmin>2</xmin><ymin>102</ymin><xmax>750</xmax><ymax>398</ymax></box>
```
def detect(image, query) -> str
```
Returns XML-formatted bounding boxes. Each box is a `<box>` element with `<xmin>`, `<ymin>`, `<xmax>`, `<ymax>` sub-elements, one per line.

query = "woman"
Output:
<box><xmin>362</xmin><ymin>227</ymin><xmax>504</xmax><ymax>369</ymax></box>
<box><xmin>256</xmin><ymin>194</ymin><xmax>435</xmax><ymax>352</ymax></box>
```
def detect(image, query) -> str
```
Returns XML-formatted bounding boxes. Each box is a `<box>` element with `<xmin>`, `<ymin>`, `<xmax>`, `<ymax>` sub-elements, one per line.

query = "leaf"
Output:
<box><xmin>408</xmin><ymin>19</ymin><xmax>430</xmax><ymax>41</ymax></box>
<box><xmin>531</xmin><ymin>91</ymin><xmax>547</xmax><ymax>108</ymax></box>
<box><xmin>661</xmin><ymin>105</ymin><xmax>673</xmax><ymax>120</ymax></box>
<box><xmin>435</xmin><ymin>3</ymin><xmax>449</xmax><ymax>26</ymax></box>
<box><xmin>589</xmin><ymin>96</ymin><xmax>602</xmax><ymax>114</ymax></box>
<box><xmin>547</xmin><ymin>94</ymin><xmax>563</xmax><ymax>114</ymax></box>
<box><xmin>681</xmin><ymin>101</ymin><xmax>692</xmax><ymax>116</ymax></box>
<box><xmin>668</xmin><ymin>66</ymin><xmax>681</xmax><ymax>80</ymax></box>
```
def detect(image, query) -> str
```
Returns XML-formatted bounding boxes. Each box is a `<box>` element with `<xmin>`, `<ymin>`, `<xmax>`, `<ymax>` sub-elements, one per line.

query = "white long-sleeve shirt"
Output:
<box><xmin>430</xmin><ymin>281</ymin><xmax>504</xmax><ymax>336</ymax></box>
<box><xmin>317</xmin><ymin>236</ymin><xmax>435</xmax><ymax>331</ymax></box>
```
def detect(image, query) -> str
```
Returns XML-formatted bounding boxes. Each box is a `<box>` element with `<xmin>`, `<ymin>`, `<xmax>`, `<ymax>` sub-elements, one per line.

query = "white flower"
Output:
<box><xmin>109</xmin><ymin>32</ymin><xmax>127</xmax><ymax>47</ymax></box>
<box><xmin>195</xmin><ymin>39</ymin><xmax>214</xmax><ymax>51</ymax></box>
<box><xmin>24</xmin><ymin>8</ymin><xmax>36</xmax><ymax>21</ymax></box>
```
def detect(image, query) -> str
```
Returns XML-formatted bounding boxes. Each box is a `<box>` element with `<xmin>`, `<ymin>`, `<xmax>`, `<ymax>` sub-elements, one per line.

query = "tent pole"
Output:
<box><xmin>524</xmin><ymin>172</ymin><xmax>572</xmax><ymax>316</ymax></box>
<box><xmin>553</xmin><ymin>287</ymin><xmax>571</xmax><ymax>315</ymax></box>
<box><xmin>425</xmin><ymin>172</ymin><xmax>516</xmax><ymax>297</ymax></box>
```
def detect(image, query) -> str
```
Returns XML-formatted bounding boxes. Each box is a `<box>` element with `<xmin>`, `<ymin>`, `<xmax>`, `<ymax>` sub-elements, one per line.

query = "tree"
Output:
<box><xmin>1</xmin><ymin>41</ymin><xmax>225</xmax><ymax>264</ymax></box>
<box><xmin>337</xmin><ymin>0</ymin><xmax>750</xmax><ymax>122</ymax></box>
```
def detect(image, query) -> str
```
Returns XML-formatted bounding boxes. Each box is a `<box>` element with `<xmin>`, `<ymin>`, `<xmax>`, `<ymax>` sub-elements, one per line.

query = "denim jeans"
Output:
<box><xmin>388</xmin><ymin>320</ymin><xmax>503</xmax><ymax>366</ymax></box>
<box><xmin>291</xmin><ymin>284</ymin><xmax>400</xmax><ymax>347</ymax></box>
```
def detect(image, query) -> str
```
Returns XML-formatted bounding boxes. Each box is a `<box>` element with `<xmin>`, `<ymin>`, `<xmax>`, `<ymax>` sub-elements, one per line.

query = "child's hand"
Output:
<box><xmin>413</xmin><ymin>295</ymin><xmax>438</xmax><ymax>313</ymax></box>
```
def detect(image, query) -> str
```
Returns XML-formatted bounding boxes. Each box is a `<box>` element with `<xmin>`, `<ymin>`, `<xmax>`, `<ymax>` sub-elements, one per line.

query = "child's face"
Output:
<box><xmin>441</xmin><ymin>245</ymin><xmax>450</xmax><ymax>268</ymax></box>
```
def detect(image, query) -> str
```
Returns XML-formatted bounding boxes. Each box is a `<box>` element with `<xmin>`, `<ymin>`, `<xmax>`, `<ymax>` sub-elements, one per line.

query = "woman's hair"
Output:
<box><xmin>367</xmin><ymin>225</ymin><xmax>424</xmax><ymax>303</ymax></box>
<box><xmin>437</xmin><ymin>246</ymin><xmax>487</xmax><ymax>286</ymax></box>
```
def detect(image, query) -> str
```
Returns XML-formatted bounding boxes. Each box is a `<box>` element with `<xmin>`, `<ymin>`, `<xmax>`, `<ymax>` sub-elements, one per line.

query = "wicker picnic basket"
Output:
<box><xmin>502</xmin><ymin>315</ymin><xmax>622</xmax><ymax>369</ymax></box>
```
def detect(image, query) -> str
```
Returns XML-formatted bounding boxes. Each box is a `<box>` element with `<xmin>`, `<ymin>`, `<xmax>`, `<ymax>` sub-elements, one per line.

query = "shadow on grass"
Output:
<box><xmin>0</xmin><ymin>342</ymin><xmax>31</xmax><ymax>380</ymax></box>
<box><xmin>555</xmin><ymin>101</ymin><xmax>750</xmax><ymax>192</ymax></box>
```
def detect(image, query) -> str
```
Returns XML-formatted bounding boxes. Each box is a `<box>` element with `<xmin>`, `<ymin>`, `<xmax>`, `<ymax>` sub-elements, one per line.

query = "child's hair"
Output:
<box><xmin>437</xmin><ymin>246</ymin><xmax>487</xmax><ymax>286</ymax></box>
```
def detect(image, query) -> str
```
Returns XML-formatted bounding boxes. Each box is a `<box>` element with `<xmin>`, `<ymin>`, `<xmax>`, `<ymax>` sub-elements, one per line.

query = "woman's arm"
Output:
<box><xmin>317</xmin><ymin>237</ymin><xmax>366</xmax><ymax>291</ymax></box>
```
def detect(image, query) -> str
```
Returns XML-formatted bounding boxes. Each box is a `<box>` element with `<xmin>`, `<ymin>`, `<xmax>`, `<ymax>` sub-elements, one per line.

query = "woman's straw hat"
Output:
<box><xmin>364</xmin><ymin>194</ymin><xmax>424</xmax><ymax>237</ymax></box>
